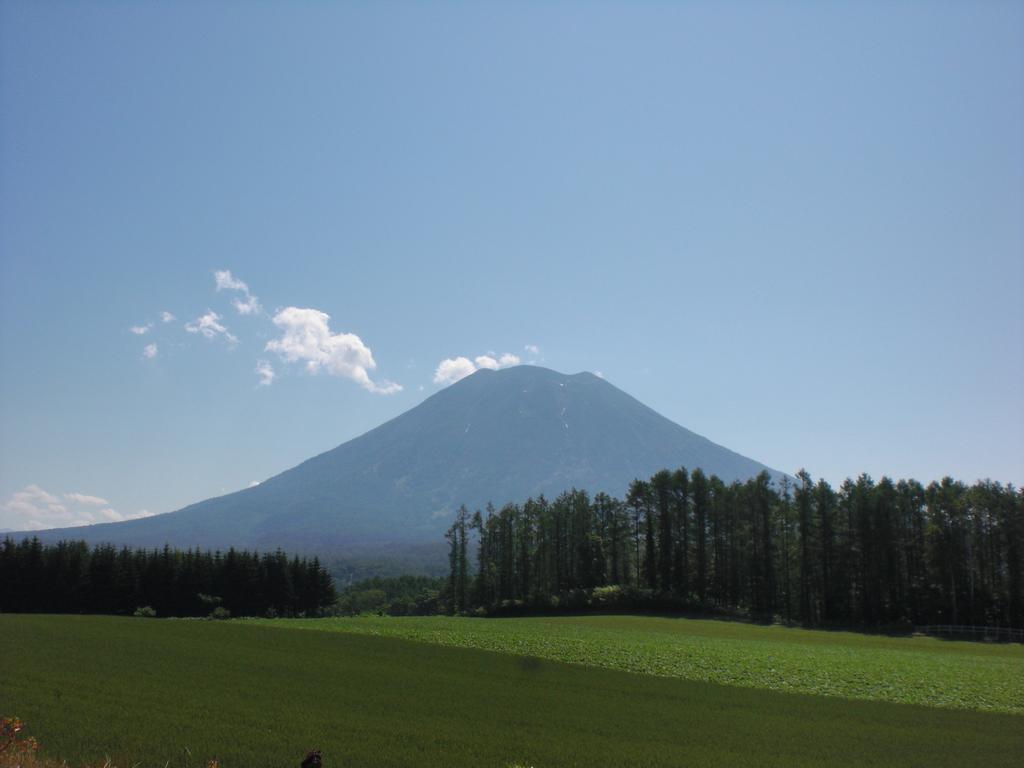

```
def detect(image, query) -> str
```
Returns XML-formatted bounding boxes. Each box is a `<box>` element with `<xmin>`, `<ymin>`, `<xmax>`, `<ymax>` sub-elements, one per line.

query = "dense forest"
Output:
<box><xmin>0</xmin><ymin>539</ymin><xmax>336</xmax><ymax>618</ymax></box>
<box><xmin>444</xmin><ymin>469</ymin><xmax>1023</xmax><ymax>629</ymax></box>
<box><xmin>332</xmin><ymin>574</ymin><xmax>444</xmax><ymax>616</ymax></box>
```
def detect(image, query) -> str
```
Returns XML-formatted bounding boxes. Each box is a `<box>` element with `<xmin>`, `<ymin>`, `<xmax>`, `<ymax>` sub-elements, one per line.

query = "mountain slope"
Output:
<box><xmin>26</xmin><ymin>366</ymin><xmax>785</xmax><ymax>553</ymax></box>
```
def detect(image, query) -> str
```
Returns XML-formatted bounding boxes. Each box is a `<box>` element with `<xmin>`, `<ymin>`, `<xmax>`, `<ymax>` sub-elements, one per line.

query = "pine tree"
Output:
<box><xmin>795</xmin><ymin>470</ymin><xmax>815</xmax><ymax>624</ymax></box>
<box><xmin>627</xmin><ymin>480</ymin><xmax>649</xmax><ymax>588</ymax></box>
<box><xmin>691</xmin><ymin>468</ymin><xmax>709</xmax><ymax>604</ymax></box>
<box><xmin>651</xmin><ymin>470</ymin><xmax>674</xmax><ymax>591</ymax></box>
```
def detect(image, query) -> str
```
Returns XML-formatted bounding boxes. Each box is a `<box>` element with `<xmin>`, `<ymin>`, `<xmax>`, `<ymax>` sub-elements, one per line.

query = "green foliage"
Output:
<box><xmin>4</xmin><ymin>615</ymin><xmax>1022</xmax><ymax>768</ymax></box>
<box><xmin>132</xmin><ymin>606</ymin><xmax>156</xmax><ymax>618</ymax></box>
<box><xmin>252</xmin><ymin>614</ymin><xmax>1024</xmax><ymax>714</ymax></box>
<box><xmin>449</xmin><ymin>469</ymin><xmax>1024</xmax><ymax>630</ymax></box>
<box><xmin>332</xmin><ymin>575</ymin><xmax>443</xmax><ymax>616</ymax></box>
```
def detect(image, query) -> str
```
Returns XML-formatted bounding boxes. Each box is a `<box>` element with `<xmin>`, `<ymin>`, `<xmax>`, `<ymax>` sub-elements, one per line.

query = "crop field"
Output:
<box><xmin>2</xmin><ymin>615</ymin><xmax>1022</xmax><ymax>768</ymax></box>
<box><xmin>247</xmin><ymin>614</ymin><xmax>1024</xmax><ymax>714</ymax></box>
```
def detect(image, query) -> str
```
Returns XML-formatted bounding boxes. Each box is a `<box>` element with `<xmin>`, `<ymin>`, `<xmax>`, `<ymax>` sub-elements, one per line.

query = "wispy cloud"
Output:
<box><xmin>142</xmin><ymin>343</ymin><xmax>158</xmax><ymax>359</ymax></box>
<box><xmin>434</xmin><ymin>350</ymin><xmax>521</xmax><ymax>386</ymax></box>
<box><xmin>255</xmin><ymin>359</ymin><xmax>275</xmax><ymax>386</ymax></box>
<box><xmin>265</xmin><ymin>307</ymin><xmax>401</xmax><ymax>395</ymax></box>
<box><xmin>214</xmin><ymin>270</ymin><xmax>248</xmax><ymax>293</ymax></box>
<box><xmin>185</xmin><ymin>310</ymin><xmax>238</xmax><ymax>345</ymax></box>
<box><xmin>214</xmin><ymin>269</ymin><xmax>262</xmax><ymax>315</ymax></box>
<box><xmin>232</xmin><ymin>295</ymin><xmax>261</xmax><ymax>315</ymax></box>
<box><xmin>160</xmin><ymin>311</ymin><xmax>176</xmax><ymax>323</ymax></box>
<box><xmin>525</xmin><ymin>344</ymin><xmax>540</xmax><ymax>355</ymax></box>
<box><xmin>0</xmin><ymin>485</ymin><xmax>154</xmax><ymax>531</ymax></box>
<box><xmin>63</xmin><ymin>492</ymin><xmax>108</xmax><ymax>506</ymax></box>
<box><xmin>129</xmin><ymin>323</ymin><xmax>152</xmax><ymax>335</ymax></box>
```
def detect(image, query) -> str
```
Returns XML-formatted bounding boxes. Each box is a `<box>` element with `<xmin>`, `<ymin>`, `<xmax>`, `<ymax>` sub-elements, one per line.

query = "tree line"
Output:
<box><xmin>445</xmin><ymin>469</ymin><xmax>1023</xmax><ymax>629</ymax></box>
<box><xmin>0</xmin><ymin>538</ymin><xmax>337</xmax><ymax>618</ymax></box>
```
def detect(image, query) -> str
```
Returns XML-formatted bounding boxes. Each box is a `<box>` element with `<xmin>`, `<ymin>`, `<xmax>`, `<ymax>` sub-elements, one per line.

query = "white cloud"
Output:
<box><xmin>525</xmin><ymin>344</ymin><xmax>540</xmax><ymax>355</ymax></box>
<box><xmin>160</xmin><ymin>311</ymin><xmax>176</xmax><ymax>323</ymax></box>
<box><xmin>255</xmin><ymin>359</ymin><xmax>275</xmax><ymax>386</ymax></box>
<box><xmin>232</xmin><ymin>295</ymin><xmax>261</xmax><ymax>315</ymax></box>
<box><xmin>142</xmin><ymin>343</ymin><xmax>158</xmax><ymax>359</ymax></box>
<box><xmin>63</xmin><ymin>492</ymin><xmax>108</xmax><ymax>506</ymax></box>
<box><xmin>594</xmin><ymin>370</ymin><xmax>604</xmax><ymax>379</ymax></box>
<box><xmin>215</xmin><ymin>269</ymin><xmax>262</xmax><ymax>315</ymax></box>
<box><xmin>185</xmin><ymin>310</ymin><xmax>238</xmax><ymax>344</ymax></box>
<box><xmin>129</xmin><ymin>323</ymin><xmax>152</xmax><ymax>335</ymax></box>
<box><xmin>435</xmin><ymin>357</ymin><xmax>478</xmax><ymax>385</ymax></box>
<box><xmin>0</xmin><ymin>485</ymin><xmax>155</xmax><ymax>531</ymax></box>
<box><xmin>214</xmin><ymin>270</ymin><xmax>249</xmax><ymax>293</ymax></box>
<box><xmin>265</xmin><ymin>307</ymin><xmax>401</xmax><ymax>395</ymax></box>
<box><xmin>434</xmin><ymin>350</ymin><xmax>522</xmax><ymax>386</ymax></box>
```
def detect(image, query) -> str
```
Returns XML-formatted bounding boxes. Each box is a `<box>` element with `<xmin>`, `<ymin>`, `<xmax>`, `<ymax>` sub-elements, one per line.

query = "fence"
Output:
<box><xmin>914</xmin><ymin>624</ymin><xmax>1024</xmax><ymax>643</ymax></box>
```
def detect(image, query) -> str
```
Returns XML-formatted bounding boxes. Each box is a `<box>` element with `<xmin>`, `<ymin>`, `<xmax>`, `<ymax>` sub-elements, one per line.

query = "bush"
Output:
<box><xmin>209</xmin><ymin>606</ymin><xmax>231</xmax><ymax>620</ymax></box>
<box><xmin>0</xmin><ymin>717</ymin><xmax>38</xmax><ymax>760</ymax></box>
<box><xmin>133</xmin><ymin>606</ymin><xmax>156</xmax><ymax>618</ymax></box>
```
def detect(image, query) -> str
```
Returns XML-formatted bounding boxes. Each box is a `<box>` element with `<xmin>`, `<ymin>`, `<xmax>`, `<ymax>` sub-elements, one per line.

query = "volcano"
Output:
<box><xmin>27</xmin><ymin>366</ymin><xmax>785</xmax><ymax>559</ymax></box>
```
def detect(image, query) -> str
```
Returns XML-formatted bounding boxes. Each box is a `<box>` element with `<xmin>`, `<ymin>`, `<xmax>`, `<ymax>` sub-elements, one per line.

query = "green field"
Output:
<box><xmin>246</xmin><ymin>614</ymin><xmax>1024</xmax><ymax>714</ymax></box>
<box><xmin>2</xmin><ymin>615</ymin><xmax>1022</xmax><ymax>768</ymax></box>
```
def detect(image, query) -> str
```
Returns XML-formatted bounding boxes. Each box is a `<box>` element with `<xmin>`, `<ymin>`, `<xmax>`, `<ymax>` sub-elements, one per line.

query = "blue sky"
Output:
<box><xmin>1</xmin><ymin>2</ymin><xmax>1021</xmax><ymax>530</ymax></box>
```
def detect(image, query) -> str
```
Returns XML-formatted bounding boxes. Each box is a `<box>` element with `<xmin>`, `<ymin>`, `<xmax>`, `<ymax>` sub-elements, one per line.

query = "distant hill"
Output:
<box><xmin>23</xmin><ymin>366</ymin><xmax>785</xmax><ymax>559</ymax></box>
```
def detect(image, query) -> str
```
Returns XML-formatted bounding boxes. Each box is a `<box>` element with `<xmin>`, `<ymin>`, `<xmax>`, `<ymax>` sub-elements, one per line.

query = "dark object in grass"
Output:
<box><xmin>301</xmin><ymin>749</ymin><xmax>322</xmax><ymax>768</ymax></box>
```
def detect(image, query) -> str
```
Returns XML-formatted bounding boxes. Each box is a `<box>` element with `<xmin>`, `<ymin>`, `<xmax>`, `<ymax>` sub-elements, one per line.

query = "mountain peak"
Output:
<box><xmin>458</xmin><ymin>363</ymin><xmax>592</xmax><ymax>382</ymax></box>
<box><xmin>26</xmin><ymin>366</ymin><xmax>785</xmax><ymax>556</ymax></box>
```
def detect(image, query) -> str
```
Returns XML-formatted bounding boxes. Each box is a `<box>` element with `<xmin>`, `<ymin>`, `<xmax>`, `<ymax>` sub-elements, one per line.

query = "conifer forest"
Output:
<box><xmin>445</xmin><ymin>469</ymin><xmax>1024</xmax><ymax>629</ymax></box>
<box><xmin>0</xmin><ymin>540</ymin><xmax>337</xmax><ymax>618</ymax></box>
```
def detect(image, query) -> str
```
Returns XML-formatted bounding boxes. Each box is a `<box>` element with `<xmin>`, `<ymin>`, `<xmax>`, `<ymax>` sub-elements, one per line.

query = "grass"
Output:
<box><xmin>244</xmin><ymin>614</ymin><xmax>1024</xmax><ymax>714</ymax></box>
<box><xmin>2</xmin><ymin>615</ymin><xmax>1022</xmax><ymax>767</ymax></box>
<box><xmin>0</xmin><ymin>754</ymin><xmax>221</xmax><ymax>768</ymax></box>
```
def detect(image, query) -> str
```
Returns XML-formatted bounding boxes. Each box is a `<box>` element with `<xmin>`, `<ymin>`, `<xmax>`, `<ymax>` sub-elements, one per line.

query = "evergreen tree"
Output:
<box><xmin>795</xmin><ymin>470</ymin><xmax>815</xmax><ymax>624</ymax></box>
<box><xmin>691</xmin><ymin>468</ymin><xmax>710</xmax><ymax>604</ymax></box>
<box><xmin>651</xmin><ymin>470</ymin><xmax>674</xmax><ymax>591</ymax></box>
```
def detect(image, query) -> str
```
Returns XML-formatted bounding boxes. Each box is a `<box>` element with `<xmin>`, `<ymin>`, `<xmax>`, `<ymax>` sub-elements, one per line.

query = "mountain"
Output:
<box><xmin>23</xmin><ymin>366</ymin><xmax>785</xmax><ymax>558</ymax></box>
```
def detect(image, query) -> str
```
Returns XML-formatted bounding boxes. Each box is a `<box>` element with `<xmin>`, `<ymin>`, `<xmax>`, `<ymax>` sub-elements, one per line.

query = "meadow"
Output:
<box><xmin>2</xmin><ymin>615</ymin><xmax>1022</xmax><ymax>768</ymax></box>
<box><xmin>247</xmin><ymin>614</ymin><xmax>1024</xmax><ymax>714</ymax></box>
